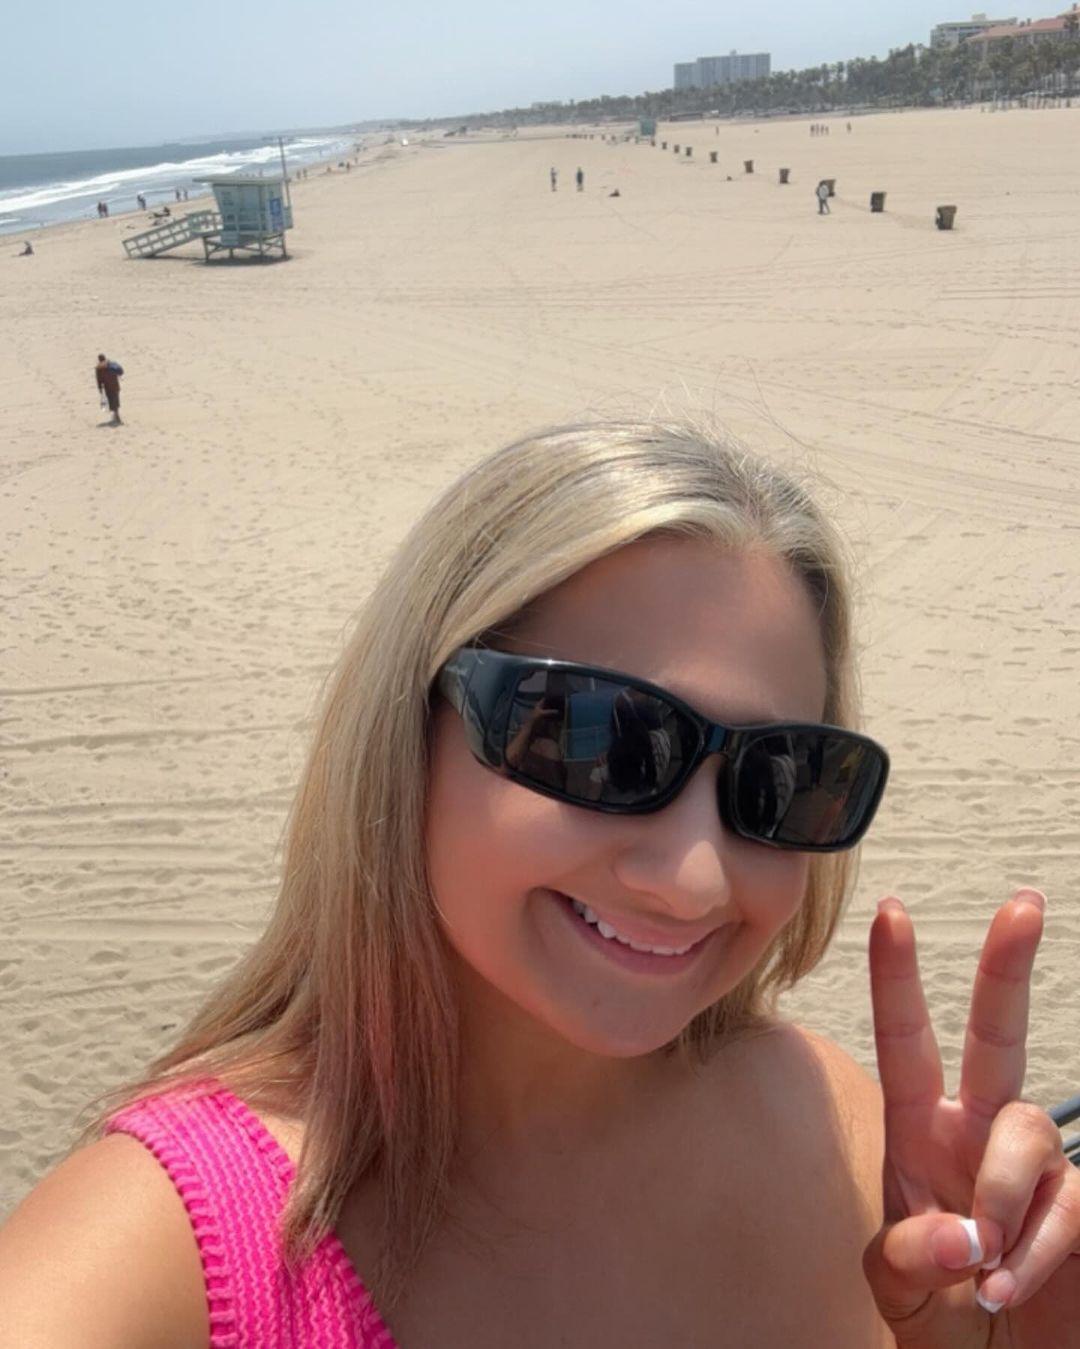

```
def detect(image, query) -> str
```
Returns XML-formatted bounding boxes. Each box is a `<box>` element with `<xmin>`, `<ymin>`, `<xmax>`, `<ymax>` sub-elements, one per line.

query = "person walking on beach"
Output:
<box><xmin>816</xmin><ymin>180</ymin><xmax>831</xmax><ymax>215</ymax></box>
<box><xmin>576</xmin><ymin>167</ymin><xmax>584</xmax><ymax>192</ymax></box>
<box><xmin>550</xmin><ymin>166</ymin><xmax>558</xmax><ymax>192</ymax></box>
<box><xmin>95</xmin><ymin>353</ymin><xmax>123</xmax><ymax>426</ymax></box>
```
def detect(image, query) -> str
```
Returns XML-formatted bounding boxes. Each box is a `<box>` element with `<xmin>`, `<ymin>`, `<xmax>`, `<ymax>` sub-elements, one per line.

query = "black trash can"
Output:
<box><xmin>744</xmin><ymin>159</ymin><xmax>754</xmax><ymax>173</ymax></box>
<box><xmin>709</xmin><ymin>150</ymin><xmax>718</xmax><ymax>163</ymax></box>
<box><xmin>779</xmin><ymin>168</ymin><xmax>790</xmax><ymax>184</ymax></box>
<box><xmin>936</xmin><ymin>204</ymin><xmax>958</xmax><ymax>230</ymax></box>
<box><xmin>870</xmin><ymin>191</ymin><xmax>886</xmax><ymax>212</ymax></box>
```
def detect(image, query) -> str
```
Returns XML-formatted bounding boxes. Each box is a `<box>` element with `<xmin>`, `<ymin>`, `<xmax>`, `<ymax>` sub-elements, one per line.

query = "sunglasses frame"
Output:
<box><xmin>437</xmin><ymin>647</ymin><xmax>889</xmax><ymax>853</ymax></box>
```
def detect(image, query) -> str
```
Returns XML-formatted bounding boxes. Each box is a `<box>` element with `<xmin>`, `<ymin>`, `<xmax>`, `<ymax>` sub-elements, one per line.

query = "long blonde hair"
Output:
<box><xmin>78</xmin><ymin>421</ymin><xmax>864</xmax><ymax>1306</ymax></box>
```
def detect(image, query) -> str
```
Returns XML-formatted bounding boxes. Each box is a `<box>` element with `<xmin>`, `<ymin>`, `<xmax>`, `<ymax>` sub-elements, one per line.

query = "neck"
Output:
<box><xmin>452</xmin><ymin>959</ymin><xmax>674</xmax><ymax>1167</ymax></box>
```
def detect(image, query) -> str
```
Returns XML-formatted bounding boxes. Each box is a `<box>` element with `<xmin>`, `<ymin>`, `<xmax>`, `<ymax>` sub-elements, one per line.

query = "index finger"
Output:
<box><xmin>959</xmin><ymin>889</ymin><xmax>1045</xmax><ymax>1121</ymax></box>
<box><xmin>870</xmin><ymin>896</ymin><xmax>945</xmax><ymax>1112</ymax></box>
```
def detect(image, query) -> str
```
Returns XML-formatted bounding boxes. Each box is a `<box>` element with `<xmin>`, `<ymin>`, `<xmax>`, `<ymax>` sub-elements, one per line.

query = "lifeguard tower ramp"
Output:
<box><xmin>194</xmin><ymin>174</ymin><xmax>293</xmax><ymax>262</ymax></box>
<box><xmin>123</xmin><ymin>210</ymin><xmax>221</xmax><ymax>258</ymax></box>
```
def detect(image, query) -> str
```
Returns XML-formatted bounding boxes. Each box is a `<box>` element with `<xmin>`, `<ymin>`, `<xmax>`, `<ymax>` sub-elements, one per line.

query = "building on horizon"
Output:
<box><xmin>963</xmin><ymin>7</ymin><xmax>1079</xmax><ymax>52</ymax></box>
<box><xmin>673</xmin><ymin>50</ymin><xmax>771</xmax><ymax>91</ymax></box>
<box><xmin>930</xmin><ymin>13</ymin><xmax>1018</xmax><ymax>47</ymax></box>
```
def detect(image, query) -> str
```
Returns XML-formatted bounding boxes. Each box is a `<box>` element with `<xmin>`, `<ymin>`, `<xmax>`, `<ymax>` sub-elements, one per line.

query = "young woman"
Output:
<box><xmin>1</xmin><ymin>422</ymin><xmax>1076</xmax><ymax>1348</ymax></box>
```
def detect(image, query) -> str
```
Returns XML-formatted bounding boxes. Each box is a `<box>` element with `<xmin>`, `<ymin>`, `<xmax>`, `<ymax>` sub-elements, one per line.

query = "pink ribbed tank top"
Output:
<box><xmin>104</xmin><ymin>1079</ymin><xmax>398</xmax><ymax>1348</ymax></box>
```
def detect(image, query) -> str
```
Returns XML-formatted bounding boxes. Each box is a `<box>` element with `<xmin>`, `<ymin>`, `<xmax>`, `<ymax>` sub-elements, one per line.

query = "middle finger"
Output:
<box><xmin>959</xmin><ymin>889</ymin><xmax>1045</xmax><ymax>1122</ymax></box>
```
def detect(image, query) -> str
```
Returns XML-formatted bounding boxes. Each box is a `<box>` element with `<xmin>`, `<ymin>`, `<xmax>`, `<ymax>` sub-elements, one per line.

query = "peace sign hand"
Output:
<box><xmin>862</xmin><ymin>890</ymin><xmax>1080</xmax><ymax>1347</ymax></box>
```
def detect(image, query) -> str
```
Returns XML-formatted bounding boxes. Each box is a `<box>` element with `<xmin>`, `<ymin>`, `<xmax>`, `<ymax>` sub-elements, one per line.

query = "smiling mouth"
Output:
<box><xmin>549</xmin><ymin>890</ymin><xmax>718</xmax><ymax>972</ymax></box>
<box><xmin>568</xmin><ymin>898</ymin><xmax>698</xmax><ymax>957</ymax></box>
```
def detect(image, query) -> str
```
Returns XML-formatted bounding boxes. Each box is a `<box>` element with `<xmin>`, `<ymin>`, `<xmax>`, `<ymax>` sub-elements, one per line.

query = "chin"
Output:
<box><xmin>538</xmin><ymin>1004</ymin><xmax>700</xmax><ymax>1060</ymax></box>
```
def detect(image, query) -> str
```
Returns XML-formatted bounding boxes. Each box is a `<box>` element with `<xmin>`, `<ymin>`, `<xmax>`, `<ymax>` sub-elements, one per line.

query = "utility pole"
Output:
<box><xmin>277</xmin><ymin>136</ymin><xmax>292</xmax><ymax>213</ymax></box>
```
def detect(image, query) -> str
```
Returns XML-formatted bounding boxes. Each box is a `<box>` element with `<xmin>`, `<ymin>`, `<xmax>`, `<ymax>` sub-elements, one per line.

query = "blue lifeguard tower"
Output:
<box><xmin>123</xmin><ymin>172</ymin><xmax>293</xmax><ymax>263</ymax></box>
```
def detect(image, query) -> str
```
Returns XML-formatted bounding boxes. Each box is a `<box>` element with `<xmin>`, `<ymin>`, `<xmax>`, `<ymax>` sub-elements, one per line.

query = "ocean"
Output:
<box><xmin>0</xmin><ymin>132</ymin><xmax>360</xmax><ymax>237</ymax></box>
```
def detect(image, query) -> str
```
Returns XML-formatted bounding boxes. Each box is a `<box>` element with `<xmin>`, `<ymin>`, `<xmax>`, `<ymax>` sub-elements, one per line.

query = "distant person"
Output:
<box><xmin>18</xmin><ymin>241</ymin><xmax>33</xmax><ymax>256</ymax></box>
<box><xmin>175</xmin><ymin>188</ymin><xmax>182</xmax><ymax>201</ymax></box>
<box><xmin>608</xmin><ymin>188</ymin><xmax>621</xmax><ymax>197</ymax></box>
<box><xmin>816</xmin><ymin>180</ymin><xmax>831</xmax><ymax>215</ymax></box>
<box><xmin>95</xmin><ymin>353</ymin><xmax>123</xmax><ymax>426</ymax></box>
<box><xmin>136</xmin><ymin>193</ymin><xmax>146</xmax><ymax>211</ymax></box>
<box><xmin>550</xmin><ymin>166</ymin><xmax>557</xmax><ymax>192</ymax></box>
<box><xmin>847</xmin><ymin>121</ymin><xmax>852</xmax><ymax>132</ymax></box>
<box><xmin>576</xmin><ymin>167</ymin><xmax>584</xmax><ymax>191</ymax></box>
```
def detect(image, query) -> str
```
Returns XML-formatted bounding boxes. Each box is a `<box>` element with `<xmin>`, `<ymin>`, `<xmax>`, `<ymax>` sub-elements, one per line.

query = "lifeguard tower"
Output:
<box><xmin>123</xmin><ymin>172</ymin><xmax>293</xmax><ymax>262</ymax></box>
<box><xmin>196</xmin><ymin>174</ymin><xmax>292</xmax><ymax>261</ymax></box>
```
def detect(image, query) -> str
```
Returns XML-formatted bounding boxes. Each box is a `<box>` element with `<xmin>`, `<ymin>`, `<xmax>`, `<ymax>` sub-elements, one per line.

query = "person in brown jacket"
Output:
<box><xmin>95</xmin><ymin>354</ymin><xmax>123</xmax><ymax>425</ymax></box>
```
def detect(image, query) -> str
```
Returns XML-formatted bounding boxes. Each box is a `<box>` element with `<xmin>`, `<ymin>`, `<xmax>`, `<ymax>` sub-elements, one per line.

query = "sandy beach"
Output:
<box><xmin>2</xmin><ymin>107</ymin><xmax>1079</xmax><ymax>1215</ymax></box>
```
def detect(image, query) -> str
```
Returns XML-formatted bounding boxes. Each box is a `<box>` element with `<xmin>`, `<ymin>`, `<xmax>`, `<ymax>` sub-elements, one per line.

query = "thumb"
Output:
<box><xmin>862</xmin><ymin>1214</ymin><xmax>1000</xmax><ymax>1345</ymax></box>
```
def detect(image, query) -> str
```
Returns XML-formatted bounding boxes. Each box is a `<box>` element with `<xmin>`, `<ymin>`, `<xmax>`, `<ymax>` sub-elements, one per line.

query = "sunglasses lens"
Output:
<box><xmin>733</xmin><ymin>730</ymin><xmax>886</xmax><ymax>848</ymax></box>
<box><xmin>504</xmin><ymin>669</ymin><xmax>696</xmax><ymax>806</ymax></box>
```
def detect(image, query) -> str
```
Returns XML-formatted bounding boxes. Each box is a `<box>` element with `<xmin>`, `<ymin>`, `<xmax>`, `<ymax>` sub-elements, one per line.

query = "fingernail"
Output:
<box><xmin>877</xmin><ymin>896</ymin><xmax>905</xmax><ymax>915</ymax></box>
<box><xmin>930</xmin><ymin>1218</ymin><xmax>982</xmax><ymax>1269</ymax></box>
<box><xmin>958</xmin><ymin>1218</ymin><xmax>983</xmax><ymax>1265</ymax></box>
<box><xmin>976</xmin><ymin>1269</ymin><xmax>1016</xmax><ymax>1314</ymax></box>
<box><xmin>981</xmin><ymin>1252</ymin><xmax>1002</xmax><ymax>1272</ymax></box>
<box><xmin>1014</xmin><ymin>888</ymin><xmax>1046</xmax><ymax>912</ymax></box>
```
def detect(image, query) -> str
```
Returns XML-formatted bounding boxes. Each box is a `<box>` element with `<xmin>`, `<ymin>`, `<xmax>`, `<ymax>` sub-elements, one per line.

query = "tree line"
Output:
<box><xmin>404</xmin><ymin>25</ymin><xmax>1080</xmax><ymax>132</ymax></box>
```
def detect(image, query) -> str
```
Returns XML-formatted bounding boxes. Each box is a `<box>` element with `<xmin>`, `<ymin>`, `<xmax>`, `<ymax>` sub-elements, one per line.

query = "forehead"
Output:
<box><xmin>500</xmin><ymin>537</ymin><xmax>829</xmax><ymax>725</ymax></box>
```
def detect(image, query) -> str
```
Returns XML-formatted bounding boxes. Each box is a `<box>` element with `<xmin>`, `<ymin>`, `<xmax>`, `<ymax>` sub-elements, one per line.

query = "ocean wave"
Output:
<box><xmin>0</xmin><ymin>137</ymin><xmax>351</xmax><ymax>215</ymax></box>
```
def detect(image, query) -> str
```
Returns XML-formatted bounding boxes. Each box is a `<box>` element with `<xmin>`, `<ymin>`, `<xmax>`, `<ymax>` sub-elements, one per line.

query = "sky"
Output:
<box><xmin>3</xmin><ymin>0</ymin><xmax>1002</xmax><ymax>155</ymax></box>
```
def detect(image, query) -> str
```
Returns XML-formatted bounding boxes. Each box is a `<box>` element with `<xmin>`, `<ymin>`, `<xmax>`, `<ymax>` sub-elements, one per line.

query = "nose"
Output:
<box><xmin>609</xmin><ymin>760</ymin><xmax>739</xmax><ymax>922</ymax></box>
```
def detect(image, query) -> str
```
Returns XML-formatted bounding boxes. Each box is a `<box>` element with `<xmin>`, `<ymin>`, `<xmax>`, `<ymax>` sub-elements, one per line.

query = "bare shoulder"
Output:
<box><xmin>0</xmin><ymin>1133</ymin><xmax>208</xmax><ymax>1349</ymax></box>
<box><xmin>786</xmin><ymin>1022</ymin><xmax>885</xmax><ymax>1193</ymax></box>
<box><xmin>710</xmin><ymin>1019</ymin><xmax>885</xmax><ymax>1199</ymax></box>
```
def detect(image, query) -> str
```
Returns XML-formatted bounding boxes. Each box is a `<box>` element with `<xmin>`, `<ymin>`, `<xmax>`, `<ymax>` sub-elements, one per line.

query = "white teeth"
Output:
<box><xmin>568</xmin><ymin>898</ymin><xmax>694</xmax><ymax>957</ymax></box>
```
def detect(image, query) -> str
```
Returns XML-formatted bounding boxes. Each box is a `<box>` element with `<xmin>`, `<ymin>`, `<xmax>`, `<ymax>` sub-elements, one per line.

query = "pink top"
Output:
<box><xmin>104</xmin><ymin>1078</ymin><xmax>399</xmax><ymax>1349</ymax></box>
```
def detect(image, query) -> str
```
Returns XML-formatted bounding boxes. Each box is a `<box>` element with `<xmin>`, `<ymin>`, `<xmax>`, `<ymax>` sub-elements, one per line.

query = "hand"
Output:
<box><xmin>863</xmin><ymin>890</ymin><xmax>1080</xmax><ymax>1347</ymax></box>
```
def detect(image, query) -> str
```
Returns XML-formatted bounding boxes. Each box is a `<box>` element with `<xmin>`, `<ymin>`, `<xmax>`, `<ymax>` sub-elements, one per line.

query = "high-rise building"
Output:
<box><xmin>674</xmin><ymin>51</ymin><xmax>771</xmax><ymax>90</ymax></box>
<box><xmin>674</xmin><ymin>62</ymin><xmax>700</xmax><ymax>90</ymax></box>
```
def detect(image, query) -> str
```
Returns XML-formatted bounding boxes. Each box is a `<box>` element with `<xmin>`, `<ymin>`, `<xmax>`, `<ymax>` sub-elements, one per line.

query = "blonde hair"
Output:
<box><xmin>78</xmin><ymin>421</ymin><xmax>864</xmax><ymax>1306</ymax></box>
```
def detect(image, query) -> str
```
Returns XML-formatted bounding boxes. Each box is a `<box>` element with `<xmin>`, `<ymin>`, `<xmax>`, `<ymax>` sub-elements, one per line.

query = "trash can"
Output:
<box><xmin>651</xmin><ymin>139</ymin><xmax>656</xmax><ymax>147</ymax></box>
<box><xmin>779</xmin><ymin>168</ymin><xmax>790</xmax><ymax>184</ymax></box>
<box><xmin>685</xmin><ymin>146</ymin><xmax>692</xmax><ymax>157</ymax></box>
<box><xmin>674</xmin><ymin>144</ymin><xmax>680</xmax><ymax>153</ymax></box>
<box><xmin>936</xmin><ymin>205</ymin><xmax>958</xmax><ymax>230</ymax></box>
<box><xmin>744</xmin><ymin>159</ymin><xmax>754</xmax><ymax>173</ymax></box>
<box><xmin>870</xmin><ymin>191</ymin><xmax>886</xmax><ymax>212</ymax></box>
<box><xmin>709</xmin><ymin>151</ymin><xmax>718</xmax><ymax>163</ymax></box>
<box><xmin>661</xmin><ymin>141</ymin><xmax>667</xmax><ymax>150</ymax></box>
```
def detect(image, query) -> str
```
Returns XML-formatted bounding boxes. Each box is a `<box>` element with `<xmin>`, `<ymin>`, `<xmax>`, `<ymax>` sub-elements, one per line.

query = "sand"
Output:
<box><xmin>3</xmin><ymin>108</ymin><xmax>1080</xmax><ymax>1215</ymax></box>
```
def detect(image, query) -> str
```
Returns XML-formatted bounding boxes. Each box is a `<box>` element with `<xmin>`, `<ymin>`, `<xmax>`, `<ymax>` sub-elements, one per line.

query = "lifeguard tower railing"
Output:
<box><xmin>123</xmin><ymin>211</ymin><xmax>221</xmax><ymax>259</ymax></box>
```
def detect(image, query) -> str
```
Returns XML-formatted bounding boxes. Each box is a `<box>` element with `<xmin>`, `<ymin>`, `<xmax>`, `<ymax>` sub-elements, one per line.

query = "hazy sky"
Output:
<box><xmin>5</xmin><ymin>0</ymin><xmax>983</xmax><ymax>155</ymax></box>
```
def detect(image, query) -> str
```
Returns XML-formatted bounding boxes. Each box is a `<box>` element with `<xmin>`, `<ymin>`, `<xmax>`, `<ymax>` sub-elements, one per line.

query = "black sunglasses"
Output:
<box><xmin>437</xmin><ymin>647</ymin><xmax>889</xmax><ymax>852</ymax></box>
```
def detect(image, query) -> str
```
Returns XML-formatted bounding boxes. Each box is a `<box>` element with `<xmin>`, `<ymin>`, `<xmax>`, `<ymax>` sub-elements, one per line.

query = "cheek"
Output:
<box><xmin>736</xmin><ymin>848</ymin><xmax>812</xmax><ymax>937</ymax></box>
<box><xmin>425</xmin><ymin>714</ymin><xmax>585</xmax><ymax>945</ymax></box>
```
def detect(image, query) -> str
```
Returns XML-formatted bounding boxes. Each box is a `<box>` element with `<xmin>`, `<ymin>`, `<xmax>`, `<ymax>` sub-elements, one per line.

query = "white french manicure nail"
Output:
<box><xmin>958</xmin><ymin>1217</ymin><xmax>984</xmax><ymax>1265</ymax></box>
<box><xmin>976</xmin><ymin>1290</ymin><xmax>1005</xmax><ymax>1314</ymax></box>
<box><xmin>981</xmin><ymin>1252</ymin><xmax>1002</xmax><ymax>1271</ymax></box>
